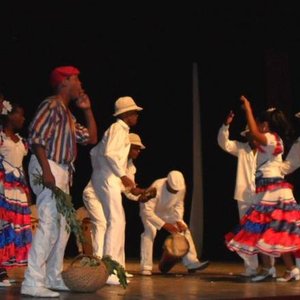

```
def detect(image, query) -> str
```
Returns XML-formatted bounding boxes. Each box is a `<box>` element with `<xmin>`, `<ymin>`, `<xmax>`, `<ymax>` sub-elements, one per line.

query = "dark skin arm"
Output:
<box><xmin>76</xmin><ymin>93</ymin><xmax>98</xmax><ymax>144</ymax></box>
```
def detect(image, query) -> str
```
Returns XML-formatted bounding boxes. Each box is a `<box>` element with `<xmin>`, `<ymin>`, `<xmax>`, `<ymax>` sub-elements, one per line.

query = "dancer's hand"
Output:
<box><xmin>76</xmin><ymin>91</ymin><xmax>91</xmax><ymax>110</ymax></box>
<box><xmin>163</xmin><ymin>223</ymin><xmax>179</xmax><ymax>234</ymax></box>
<box><xmin>224</xmin><ymin>110</ymin><xmax>235</xmax><ymax>125</ymax></box>
<box><xmin>240</xmin><ymin>95</ymin><xmax>251</xmax><ymax>112</ymax></box>
<box><xmin>176</xmin><ymin>221</ymin><xmax>187</xmax><ymax>232</ymax></box>
<box><xmin>138</xmin><ymin>187</ymin><xmax>157</xmax><ymax>203</ymax></box>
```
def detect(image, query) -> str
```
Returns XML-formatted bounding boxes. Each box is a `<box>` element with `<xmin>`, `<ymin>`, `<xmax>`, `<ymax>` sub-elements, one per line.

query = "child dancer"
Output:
<box><xmin>226</xmin><ymin>95</ymin><xmax>300</xmax><ymax>282</ymax></box>
<box><xmin>0</xmin><ymin>97</ymin><xmax>32</xmax><ymax>286</ymax></box>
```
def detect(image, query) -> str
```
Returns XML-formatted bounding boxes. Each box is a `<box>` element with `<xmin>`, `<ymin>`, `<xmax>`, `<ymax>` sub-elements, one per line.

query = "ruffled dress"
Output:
<box><xmin>0</xmin><ymin>131</ymin><xmax>32</xmax><ymax>267</ymax></box>
<box><xmin>226</xmin><ymin>132</ymin><xmax>300</xmax><ymax>257</ymax></box>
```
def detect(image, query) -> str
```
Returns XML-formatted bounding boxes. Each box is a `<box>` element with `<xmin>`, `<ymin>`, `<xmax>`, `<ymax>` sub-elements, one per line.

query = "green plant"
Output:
<box><xmin>33</xmin><ymin>172</ymin><xmax>128</xmax><ymax>288</ymax></box>
<box><xmin>32</xmin><ymin>172</ymin><xmax>84</xmax><ymax>243</ymax></box>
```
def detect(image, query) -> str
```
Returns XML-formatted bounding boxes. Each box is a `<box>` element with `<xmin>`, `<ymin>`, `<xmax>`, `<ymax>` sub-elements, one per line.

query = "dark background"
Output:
<box><xmin>2</xmin><ymin>1</ymin><xmax>300</xmax><ymax>262</ymax></box>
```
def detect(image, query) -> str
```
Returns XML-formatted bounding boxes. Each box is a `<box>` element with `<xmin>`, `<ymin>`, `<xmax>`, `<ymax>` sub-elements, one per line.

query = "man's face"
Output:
<box><xmin>64</xmin><ymin>74</ymin><xmax>83</xmax><ymax>99</ymax></box>
<box><xmin>128</xmin><ymin>144</ymin><xmax>142</xmax><ymax>160</ymax></box>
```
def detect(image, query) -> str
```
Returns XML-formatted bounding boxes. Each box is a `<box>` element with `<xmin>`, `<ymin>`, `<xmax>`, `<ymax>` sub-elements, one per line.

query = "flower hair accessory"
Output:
<box><xmin>0</xmin><ymin>100</ymin><xmax>12</xmax><ymax>115</ymax></box>
<box><xmin>266</xmin><ymin>107</ymin><xmax>276</xmax><ymax>112</ymax></box>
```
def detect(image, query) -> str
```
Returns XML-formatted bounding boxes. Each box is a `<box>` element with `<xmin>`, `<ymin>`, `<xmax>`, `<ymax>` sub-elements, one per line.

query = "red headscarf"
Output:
<box><xmin>50</xmin><ymin>66</ymin><xmax>80</xmax><ymax>88</ymax></box>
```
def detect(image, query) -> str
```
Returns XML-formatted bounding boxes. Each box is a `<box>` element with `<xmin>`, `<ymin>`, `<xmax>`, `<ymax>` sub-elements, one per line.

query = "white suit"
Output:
<box><xmin>83</xmin><ymin>158</ymin><xmax>139</xmax><ymax>258</ymax></box>
<box><xmin>140</xmin><ymin>177</ymin><xmax>202</xmax><ymax>271</ymax></box>
<box><xmin>89</xmin><ymin>119</ymin><xmax>130</xmax><ymax>267</ymax></box>
<box><xmin>217</xmin><ymin>124</ymin><xmax>259</xmax><ymax>272</ymax></box>
<box><xmin>23</xmin><ymin>155</ymin><xmax>70</xmax><ymax>288</ymax></box>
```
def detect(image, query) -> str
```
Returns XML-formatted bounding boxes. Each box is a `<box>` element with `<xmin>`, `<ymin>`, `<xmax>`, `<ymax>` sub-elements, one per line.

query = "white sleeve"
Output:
<box><xmin>217</xmin><ymin>124</ymin><xmax>240</xmax><ymax>156</ymax></box>
<box><xmin>281</xmin><ymin>139</ymin><xmax>300</xmax><ymax>175</ymax></box>
<box><xmin>104</xmin><ymin>124</ymin><xmax>128</xmax><ymax>178</ymax></box>
<box><xmin>140</xmin><ymin>182</ymin><xmax>165</xmax><ymax>229</ymax></box>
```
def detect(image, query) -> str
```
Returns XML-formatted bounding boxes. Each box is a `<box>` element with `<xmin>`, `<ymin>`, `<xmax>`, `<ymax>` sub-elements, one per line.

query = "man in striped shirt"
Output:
<box><xmin>21</xmin><ymin>66</ymin><xmax>97</xmax><ymax>298</ymax></box>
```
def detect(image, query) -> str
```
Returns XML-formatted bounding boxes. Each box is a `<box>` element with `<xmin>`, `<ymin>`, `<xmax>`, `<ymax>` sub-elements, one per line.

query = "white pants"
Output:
<box><xmin>140</xmin><ymin>215</ymin><xmax>201</xmax><ymax>271</ymax></box>
<box><xmin>237</xmin><ymin>201</ymin><xmax>259</xmax><ymax>271</ymax></box>
<box><xmin>22</xmin><ymin>155</ymin><xmax>70</xmax><ymax>287</ymax></box>
<box><xmin>82</xmin><ymin>180</ymin><xmax>107</xmax><ymax>258</ymax></box>
<box><xmin>92</xmin><ymin>174</ymin><xmax>126</xmax><ymax>268</ymax></box>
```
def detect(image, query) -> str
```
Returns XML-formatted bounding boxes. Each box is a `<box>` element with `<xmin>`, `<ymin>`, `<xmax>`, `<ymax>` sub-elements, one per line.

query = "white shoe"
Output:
<box><xmin>277</xmin><ymin>267</ymin><xmax>300</xmax><ymax>282</ymax></box>
<box><xmin>106</xmin><ymin>274</ymin><xmax>120</xmax><ymax>285</ymax></box>
<box><xmin>0</xmin><ymin>279</ymin><xmax>11</xmax><ymax>287</ymax></box>
<box><xmin>46</xmin><ymin>281</ymin><xmax>70</xmax><ymax>291</ymax></box>
<box><xmin>21</xmin><ymin>285</ymin><xmax>60</xmax><ymax>297</ymax></box>
<box><xmin>251</xmin><ymin>267</ymin><xmax>276</xmax><ymax>282</ymax></box>
<box><xmin>125</xmin><ymin>272</ymin><xmax>134</xmax><ymax>278</ymax></box>
<box><xmin>140</xmin><ymin>270</ymin><xmax>152</xmax><ymax>276</ymax></box>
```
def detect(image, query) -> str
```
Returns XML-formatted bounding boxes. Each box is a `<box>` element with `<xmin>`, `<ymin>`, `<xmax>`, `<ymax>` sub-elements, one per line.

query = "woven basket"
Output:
<box><xmin>62</xmin><ymin>255</ymin><xmax>109</xmax><ymax>293</ymax></box>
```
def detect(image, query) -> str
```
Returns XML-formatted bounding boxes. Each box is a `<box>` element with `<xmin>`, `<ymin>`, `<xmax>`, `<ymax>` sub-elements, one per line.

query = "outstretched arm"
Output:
<box><xmin>240</xmin><ymin>95</ymin><xmax>267</xmax><ymax>145</ymax></box>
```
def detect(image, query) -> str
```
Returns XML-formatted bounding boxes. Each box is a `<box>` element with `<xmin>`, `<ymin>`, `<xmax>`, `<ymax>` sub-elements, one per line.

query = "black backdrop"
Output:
<box><xmin>2</xmin><ymin>2</ymin><xmax>300</xmax><ymax>262</ymax></box>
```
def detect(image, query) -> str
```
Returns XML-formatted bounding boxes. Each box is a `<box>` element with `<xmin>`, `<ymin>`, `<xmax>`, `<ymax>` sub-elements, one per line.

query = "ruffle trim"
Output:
<box><xmin>225</xmin><ymin>200</ymin><xmax>300</xmax><ymax>256</ymax></box>
<box><xmin>0</xmin><ymin>225</ymin><xmax>31</xmax><ymax>267</ymax></box>
<box><xmin>0</xmin><ymin>196</ymin><xmax>31</xmax><ymax>225</ymax></box>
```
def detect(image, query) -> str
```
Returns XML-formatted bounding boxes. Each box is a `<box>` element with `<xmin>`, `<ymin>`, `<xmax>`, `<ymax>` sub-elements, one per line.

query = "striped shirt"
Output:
<box><xmin>28</xmin><ymin>96</ymin><xmax>90</xmax><ymax>165</ymax></box>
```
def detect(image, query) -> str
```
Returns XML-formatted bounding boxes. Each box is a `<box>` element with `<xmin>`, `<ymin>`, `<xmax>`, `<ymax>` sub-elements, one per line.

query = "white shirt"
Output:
<box><xmin>217</xmin><ymin>124</ymin><xmax>257</xmax><ymax>202</ymax></box>
<box><xmin>256</xmin><ymin>132</ymin><xmax>283</xmax><ymax>178</ymax></box>
<box><xmin>140</xmin><ymin>178</ymin><xmax>185</xmax><ymax>230</ymax></box>
<box><xmin>281</xmin><ymin>137</ymin><xmax>300</xmax><ymax>175</ymax></box>
<box><xmin>90</xmin><ymin>119</ymin><xmax>130</xmax><ymax>182</ymax></box>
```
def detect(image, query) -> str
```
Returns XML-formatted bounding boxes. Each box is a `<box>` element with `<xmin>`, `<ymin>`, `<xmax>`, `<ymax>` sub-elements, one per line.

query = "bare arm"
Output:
<box><xmin>240</xmin><ymin>95</ymin><xmax>267</xmax><ymax>145</ymax></box>
<box><xmin>76</xmin><ymin>93</ymin><xmax>98</xmax><ymax>144</ymax></box>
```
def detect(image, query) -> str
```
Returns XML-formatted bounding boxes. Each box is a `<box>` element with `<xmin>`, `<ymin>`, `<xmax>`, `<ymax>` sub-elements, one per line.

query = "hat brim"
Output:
<box><xmin>131</xmin><ymin>143</ymin><xmax>146</xmax><ymax>149</ymax></box>
<box><xmin>113</xmin><ymin>106</ymin><xmax>143</xmax><ymax>117</ymax></box>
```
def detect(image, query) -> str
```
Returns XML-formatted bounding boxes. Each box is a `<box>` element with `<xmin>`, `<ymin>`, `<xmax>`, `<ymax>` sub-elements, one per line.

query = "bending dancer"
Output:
<box><xmin>140</xmin><ymin>170</ymin><xmax>209</xmax><ymax>275</ymax></box>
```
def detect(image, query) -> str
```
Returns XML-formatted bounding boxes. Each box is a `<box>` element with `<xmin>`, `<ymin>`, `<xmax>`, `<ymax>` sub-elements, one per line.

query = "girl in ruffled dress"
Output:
<box><xmin>226</xmin><ymin>95</ymin><xmax>300</xmax><ymax>282</ymax></box>
<box><xmin>0</xmin><ymin>97</ymin><xmax>32</xmax><ymax>286</ymax></box>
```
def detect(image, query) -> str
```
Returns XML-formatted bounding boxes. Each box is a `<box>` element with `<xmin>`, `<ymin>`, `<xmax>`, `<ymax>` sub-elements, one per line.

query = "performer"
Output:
<box><xmin>226</xmin><ymin>95</ymin><xmax>300</xmax><ymax>282</ymax></box>
<box><xmin>21</xmin><ymin>66</ymin><xmax>97</xmax><ymax>298</ymax></box>
<box><xmin>139</xmin><ymin>170</ymin><xmax>209</xmax><ymax>275</ymax></box>
<box><xmin>0</xmin><ymin>96</ymin><xmax>31</xmax><ymax>286</ymax></box>
<box><xmin>218</xmin><ymin>111</ymin><xmax>264</xmax><ymax>277</ymax></box>
<box><xmin>89</xmin><ymin>96</ymin><xmax>144</xmax><ymax>285</ymax></box>
<box><xmin>82</xmin><ymin>133</ymin><xmax>154</xmax><ymax>281</ymax></box>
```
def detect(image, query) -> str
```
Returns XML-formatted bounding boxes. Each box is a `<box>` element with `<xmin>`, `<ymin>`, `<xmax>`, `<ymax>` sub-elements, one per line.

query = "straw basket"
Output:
<box><xmin>62</xmin><ymin>255</ymin><xmax>109</xmax><ymax>292</ymax></box>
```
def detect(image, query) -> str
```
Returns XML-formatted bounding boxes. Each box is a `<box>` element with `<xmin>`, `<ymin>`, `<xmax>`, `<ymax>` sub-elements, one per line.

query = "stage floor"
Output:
<box><xmin>2</xmin><ymin>259</ymin><xmax>300</xmax><ymax>299</ymax></box>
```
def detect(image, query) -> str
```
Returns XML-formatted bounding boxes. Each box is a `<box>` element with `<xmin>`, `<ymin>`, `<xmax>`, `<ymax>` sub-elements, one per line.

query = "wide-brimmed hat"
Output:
<box><xmin>167</xmin><ymin>170</ymin><xmax>185</xmax><ymax>191</ymax></box>
<box><xmin>240</xmin><ymin>125</ymin><xmax>250</xmax><ymax>137</ymax></box>
<box><xmin>50</xmin><ymin>66</ymin><xmax>80</xmax><ymax>88</ymax></box>
<box><xmin>129</xmin><ymin>133</ymin><xmax>145</xmax><ymax>149</ymax></box>
<box><xmin>113</xmin><ymin>96</ymin><xmax>143</xmax><ymax>116</ymax></box>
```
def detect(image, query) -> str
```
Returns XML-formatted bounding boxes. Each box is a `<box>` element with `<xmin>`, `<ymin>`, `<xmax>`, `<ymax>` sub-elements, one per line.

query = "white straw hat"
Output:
<box><xmin>129</xmin><ymin>133</ymin><xmax>145</xmax><ymax>149</ymax></box>
<box><xmin>240</xmin><ymin>125</ymin><xmax>250</xmax><ymax>137</ymax></box>
<box><xmin>113</xmin><ymin>96</ymin><xmax>143</xmax><ymax>116</ymax></box>
<box><xmin>167</xmin><ymin>170</ymin><xmax>185</xmax><ymax>191</ymax></box>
